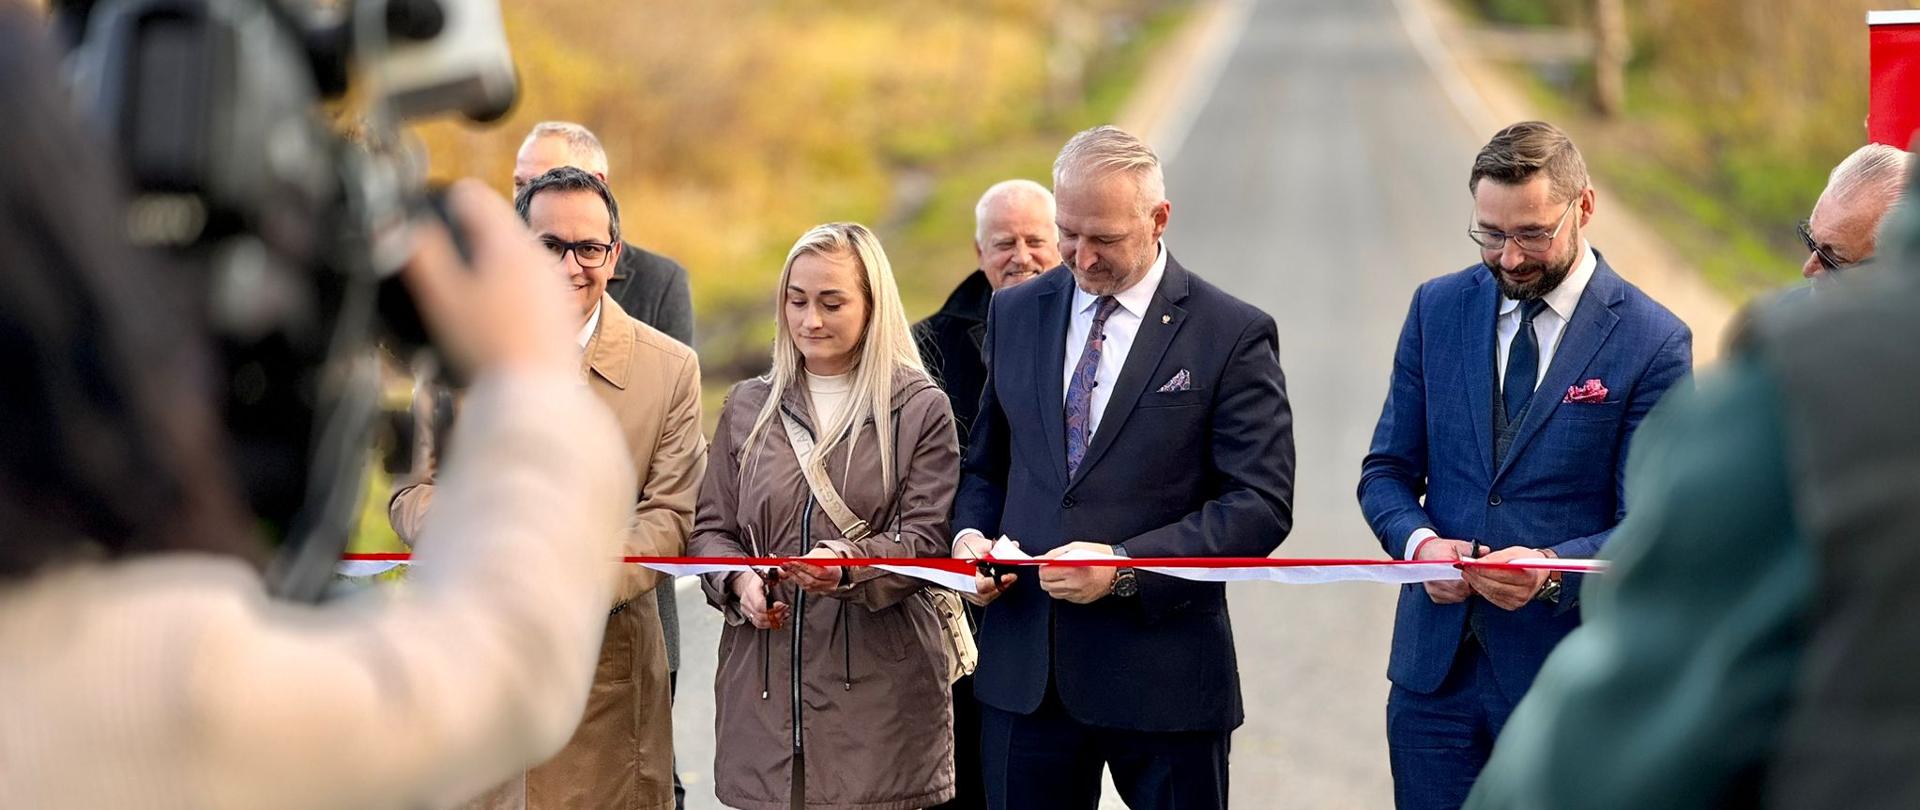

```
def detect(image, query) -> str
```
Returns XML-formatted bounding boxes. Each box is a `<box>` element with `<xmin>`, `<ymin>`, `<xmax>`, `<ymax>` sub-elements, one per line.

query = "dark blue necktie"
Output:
<box><xmin>1502</xmin><ymin>299</ymin><xmax>1549</xmax><ymax>424</ymax></box>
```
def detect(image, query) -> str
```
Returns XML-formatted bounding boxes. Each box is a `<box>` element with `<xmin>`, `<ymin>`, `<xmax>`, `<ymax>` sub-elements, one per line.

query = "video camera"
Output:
<box><xmin>53</xmin><ymin>0</ymin><xmax>519</xmax><ymax>601</ymax></box>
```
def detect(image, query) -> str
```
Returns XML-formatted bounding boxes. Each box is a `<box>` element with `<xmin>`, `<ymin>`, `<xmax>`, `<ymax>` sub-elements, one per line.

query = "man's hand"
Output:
<box><xmin>1462</xmin><ymin>546</ymin><xmax>1554</xmax><ymax>611</ymax></box>
<box><xmin>781</xmin><ymin>547</ymin><xmax>846</xmax><ymax>595</ymax></box>
<box><xmin>1414</xmin><ymin>537</ymin><xmax>1477</xmax><ymax>605</ymax></box>
<box><xmin>730</xmin><ymin>571</ymin><xmax>790</xmax><ymax>630</ymax></box>
<box><xmin>953</xmin><ymin>534</ymin><xmax>1017</xmax><ymax>607</ymax></box>
<box><xmin>1038</xmin><ymin>542</ymin><xmax>1119</xmax><ymax>604</ymax></box>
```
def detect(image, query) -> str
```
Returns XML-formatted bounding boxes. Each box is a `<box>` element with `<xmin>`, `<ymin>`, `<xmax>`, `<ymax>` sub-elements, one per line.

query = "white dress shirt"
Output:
<box><xmin>1062</xmin><ymin>242</ymin><xmax>1168</xmax><ymax>438</ymax></box>
<box><xmin>576</xmin><ymin>301</ymin><xmax>603</xmax><ymax>350</ymax></box>
<box><xmin>952</xmin><ymin>243</ymin><xmax>1168</xmax><ymax>552</ymax></box>
<box><xmin>1406</xmin><ymin>242</ymin><xmax>1597</xmax><ymax>560</ymax></box>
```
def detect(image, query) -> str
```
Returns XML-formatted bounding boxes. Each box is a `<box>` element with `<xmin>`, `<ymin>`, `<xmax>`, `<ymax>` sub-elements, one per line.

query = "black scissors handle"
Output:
<box><xmin>976</xmin><ymin>561</ymin><xmax>1010</xmax><ymax>581</ymax></box>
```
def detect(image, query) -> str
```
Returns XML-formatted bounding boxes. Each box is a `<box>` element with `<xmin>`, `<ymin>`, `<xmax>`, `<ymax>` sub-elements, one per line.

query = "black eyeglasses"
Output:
<box><xmin>540</xmin><ymin>238</ymin><xmax>615</xmax><ymax>269</ymax></box>
<box><xmin>1468</xmin><ymin>197</ymin><xmax>1578</xmax><ymax>253</ymax></box>
<box><xmin>1797</xmin><ymin>220</ymin><xmax>1862</xmax><ymax>273</ymax></box>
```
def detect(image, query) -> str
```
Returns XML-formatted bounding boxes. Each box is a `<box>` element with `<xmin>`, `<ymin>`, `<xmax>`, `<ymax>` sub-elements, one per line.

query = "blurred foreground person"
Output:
<box><xmin>1466</xmin><ymin>161</ymin><xmax>1920</xmax><ymax>809</ymax></box>
<box><xmin>914</xmin><ymin>178</ymin><xmax>1061</xmax><ymax>810</ymax></box>
<box><xmin>0</xmin><ymin>9</ymin><xmax>634</xmax><ymax>808</ymax></box>
<box><xmin>391</xmin><ymin>168</ymin><xmax>703</xmax><ymax>810</ymax></box>
<box><xmin>691</xmin><ymin>223</ymin><xmax>961</xmax><ymax>810</ymax></box>
<box><xmin>1796</xmin><ymin>143</ymin><xmax>1911</xmax><ymax>281</ymax></box>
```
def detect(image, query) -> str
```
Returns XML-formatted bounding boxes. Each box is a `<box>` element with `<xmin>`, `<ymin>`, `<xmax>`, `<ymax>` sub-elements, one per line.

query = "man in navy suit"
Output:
<box><xmin>951</xmin><ymin>125</ymin><xmax>1295</xmax><ymax>810</ymax></box>
<box><xmin>1358</xmin><ymin>121</ymin><xmax>1692</xmax><ymax>809</ymax></box>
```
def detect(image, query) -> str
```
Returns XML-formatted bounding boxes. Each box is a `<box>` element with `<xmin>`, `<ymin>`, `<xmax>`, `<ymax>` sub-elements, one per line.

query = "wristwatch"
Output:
<box><xmin>1111</xmin><ymin>567</ymin><xmax>1139</xmax><ymax>598</ymax></box>
<box><xmin>1533</xmin><ymin>574</ymin><xmax>1562</xmax><ymax>604</ymax></box>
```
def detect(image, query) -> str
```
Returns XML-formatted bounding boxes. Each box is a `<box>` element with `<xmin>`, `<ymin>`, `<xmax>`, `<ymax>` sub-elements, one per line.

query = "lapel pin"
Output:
<box><xmin>1161</xmin><ymin>314</ymin><xmax>1171</xmax><ymax>324</ymax></box>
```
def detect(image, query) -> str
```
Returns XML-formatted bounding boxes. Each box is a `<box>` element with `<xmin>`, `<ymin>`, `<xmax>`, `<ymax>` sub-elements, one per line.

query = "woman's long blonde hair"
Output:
<box><xmin>743</xmin><ymin>222</ymin><xmax>927</xmax><ymax>494</ymax></box>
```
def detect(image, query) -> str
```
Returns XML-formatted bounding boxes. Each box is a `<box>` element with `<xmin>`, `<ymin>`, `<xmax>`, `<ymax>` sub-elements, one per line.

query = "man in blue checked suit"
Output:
<box><xmin>952</xmin><ymin>125</ymin><xmax>1294</xmax><ymax>810</ymax></box>
<box><xmin>1358</xmin><ymin>121</ymin><xmax>1691</xmax><ymax>810</ymax></box>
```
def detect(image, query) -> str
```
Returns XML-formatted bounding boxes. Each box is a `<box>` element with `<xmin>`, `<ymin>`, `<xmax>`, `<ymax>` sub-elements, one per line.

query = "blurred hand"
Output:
<box><xmin>783</xmin><ymin>548</ymin><xmax>847</xmax><ymax>595</ymax></box>
<box><xmin>1462</xmin><ymin>546</ymin><xmax>1554</xmax><ymax>611</ymax></box>
<box><xmin>1038</xmin><ymin>542</ymin><xmax>1118</xmax><ymax>604</ymax></box>
<box><xmin>402</xmin><ymin>180</ymin><xmax>575</xmax><ymax>376</ymax></box>
<box><xmin>1414</xmin><ymin>537</ymin><xmax>1476</xmax><ymax>605</ymax></box>
<box><xmin>731</xmin><ymin>571</ymin><xmax>790</xmax><ymax>630</ymax></box>
<box><xmin>954</xmin><ymin>534</ymin><xmax>1016</xmax><ymax>607</ymax></box>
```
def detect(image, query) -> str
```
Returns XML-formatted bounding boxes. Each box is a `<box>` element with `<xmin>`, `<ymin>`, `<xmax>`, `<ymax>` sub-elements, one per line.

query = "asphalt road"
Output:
<box><xmin>674</xmin><ymin>0</ymin><xmax>1493</xmax><ymax>805</ymax></box>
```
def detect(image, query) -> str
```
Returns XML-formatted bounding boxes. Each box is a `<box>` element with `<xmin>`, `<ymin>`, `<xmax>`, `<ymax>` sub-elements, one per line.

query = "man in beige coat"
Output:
<box><xmin>390</xmin><ymin>167</ymin><xmax>704</xmax><ymax>810</ymax></box>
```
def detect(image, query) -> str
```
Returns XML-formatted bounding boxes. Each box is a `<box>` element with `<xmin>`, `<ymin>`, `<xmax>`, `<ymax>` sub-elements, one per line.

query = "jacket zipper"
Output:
<box><xmin>785</xmin><ymin>400</ymin><xmax>815</xmax><ymax>810</ymax></box>
<box><xmin>791</xmin><ymin>496</ymin><xmax>812</xmax><ymax>810</ymax></box>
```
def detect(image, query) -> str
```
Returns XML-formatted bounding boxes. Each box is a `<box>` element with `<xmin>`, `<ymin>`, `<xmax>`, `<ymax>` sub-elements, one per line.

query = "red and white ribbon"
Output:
<box><xmin>339</xmin><ymin>538</ymin><xmax>1605</xmax><ymax>593</ymax></box>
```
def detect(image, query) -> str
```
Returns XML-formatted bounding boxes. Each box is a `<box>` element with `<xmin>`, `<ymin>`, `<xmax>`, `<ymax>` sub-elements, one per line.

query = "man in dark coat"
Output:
<box><xmin>915</xmin><ymin>178</ymin><xmax>1060</xmax><ymax>810</ymax></box>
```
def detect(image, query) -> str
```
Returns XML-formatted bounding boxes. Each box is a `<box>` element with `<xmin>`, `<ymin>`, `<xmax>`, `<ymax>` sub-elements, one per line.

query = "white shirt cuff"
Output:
<box><xmin>953</xmin><ymin>529</ymin><xmax>989</xmax><ymax>556</ymax></box>
<box><xmin>1406</xmin><ymin>528</ymin><xmax>1439</xmax><ymax>560</ymax></box>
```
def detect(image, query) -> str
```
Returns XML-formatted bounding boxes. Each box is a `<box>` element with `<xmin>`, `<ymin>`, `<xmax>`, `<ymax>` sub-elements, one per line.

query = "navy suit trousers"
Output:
<box><xmin>1387</xmin><ymin>634</ymin><xmax>1521</xmax><ymax>810</ymax></box>
<box><xmin>980</xmin><ymin>685</ymin><xmax>1230</xmax><ymax>810</ymax></box>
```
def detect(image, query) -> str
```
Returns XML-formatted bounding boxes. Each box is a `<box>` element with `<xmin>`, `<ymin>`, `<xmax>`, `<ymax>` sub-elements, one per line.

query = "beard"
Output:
<box><xmin>1493</xmin><ymin>245</ymin><xmax>1577</xmax><ymax>301</ymax></box>
<box><xmin>1072</xmin><ymin>242</ymin><xmax>1156</xmax><ymax>296</ymax></box>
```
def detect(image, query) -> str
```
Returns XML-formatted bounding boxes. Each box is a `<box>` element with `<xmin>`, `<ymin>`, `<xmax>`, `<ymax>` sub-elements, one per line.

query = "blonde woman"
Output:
<box><xmin>692</xmin><ymin>223</ymin><xmax>960</xmax><ymax>810</ymax></box>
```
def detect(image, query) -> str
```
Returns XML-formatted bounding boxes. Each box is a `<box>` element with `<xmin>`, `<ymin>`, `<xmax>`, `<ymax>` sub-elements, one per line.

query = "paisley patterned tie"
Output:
<box><xmin>1065</xmin><ymin>295</ymin><xmax>1121</xmax><ymax>478</ymax></box>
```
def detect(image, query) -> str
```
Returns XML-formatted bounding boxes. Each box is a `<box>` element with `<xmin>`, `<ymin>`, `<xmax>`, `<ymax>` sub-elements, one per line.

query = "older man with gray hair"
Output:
<box><xmin>1799</xmin><ymin>143</ymin><xmax>1912</xmax><ymax>280</ymax></box>
<box><xmin>952</xmin><ymin>125</ymin><xmax>1295</xmax><ymax>810</ymax></box>
<box><xmin>915</xmin><ymin>180</ymin><xmax>1062</xmax><ymax>449</ymax></box>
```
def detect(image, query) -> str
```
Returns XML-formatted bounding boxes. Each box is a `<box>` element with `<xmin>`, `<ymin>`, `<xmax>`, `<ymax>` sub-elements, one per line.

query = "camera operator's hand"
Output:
<box><xmin>404</xmin><ymin>180</ymin><xmax>575</xmax><ymax>376</ymax></box>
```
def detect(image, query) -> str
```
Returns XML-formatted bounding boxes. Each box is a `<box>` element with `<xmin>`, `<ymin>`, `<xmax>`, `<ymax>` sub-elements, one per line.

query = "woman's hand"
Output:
<box><xmin>782</xmin><ymin>547</ymin><xmax>849</xmax><ymax>595</ymax></box>
<box><xmin>731</xmin><ymin>571</ymin><xmax>789</xmax><ymax>630</ymax></box>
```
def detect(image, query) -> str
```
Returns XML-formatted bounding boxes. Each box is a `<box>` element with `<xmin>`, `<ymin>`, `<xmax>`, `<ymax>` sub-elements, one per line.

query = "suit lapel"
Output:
<box><xmin>1462</xmin><ymin>270</ymin><xmax>1499</xmax><ymax>480</ymax></box>
<box><xmin>1068</xmin><ymin>256</ymin><xmax>1191</xmax><ymax>489</ymax></box>
<box><xmin>1036</xmin><ymin>273</ymin><xmax>1073</xmax><ymax>489</ymax></box>
<box><xmin>1495</xmin><ymin>261</ymin><xmax>1625</xmax><ymax>481</ymax></box>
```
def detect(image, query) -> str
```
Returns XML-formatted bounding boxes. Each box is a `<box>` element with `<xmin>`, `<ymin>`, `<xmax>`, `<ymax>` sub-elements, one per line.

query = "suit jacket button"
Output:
<box><xmin>1488</xmin><ymin>494</ymin><xmax>1502</xmax><ymax>506</ymax></box>
<box><xmin>1062</xmin><ymin>495</ymin><xmax>1077</xmax><ymax>509</ymax></box>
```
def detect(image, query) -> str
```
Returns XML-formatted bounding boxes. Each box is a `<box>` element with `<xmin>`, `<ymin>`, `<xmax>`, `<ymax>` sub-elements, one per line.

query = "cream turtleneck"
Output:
<box><xmin>805</xmin><ymin>368</ymin><xmax>854</xmax><ymax>430</ymax></box>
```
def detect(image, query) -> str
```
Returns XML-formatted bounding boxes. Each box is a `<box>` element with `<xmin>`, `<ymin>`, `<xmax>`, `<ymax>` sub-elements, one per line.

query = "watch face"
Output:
<box><xmin>1114</xmin><ymin>570</ymin><xmax>1139</xmax><ymax>597</ymax></box>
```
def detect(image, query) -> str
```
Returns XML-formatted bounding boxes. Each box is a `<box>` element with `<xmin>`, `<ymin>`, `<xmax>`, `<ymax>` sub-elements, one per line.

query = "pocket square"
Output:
<box><xmin>1157</xmin><ymin>369</ymin><xmax>1192</xmax><ymax>393</ymax></box>
<box><xmin>1563</xmin><ymin>378</ymin><xmax>1609</xmax><ymax>403</ymax></box>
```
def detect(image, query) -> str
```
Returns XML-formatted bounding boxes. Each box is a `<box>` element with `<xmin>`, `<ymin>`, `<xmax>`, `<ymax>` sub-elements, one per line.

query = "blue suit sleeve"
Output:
<box><xmin>1359</xmin><ymin>286</ymin><xmax>1438</xmax><ymax>559</ymax></box>
<box><xmin>1548</xmin><ymin>324</ymin><xmax>1693</xmax><ymax>562</ymax></box>
<box><xmin>954</xmin><ymin>296</ymin><xmax>1008</xmax><ymax>540</ymax></box>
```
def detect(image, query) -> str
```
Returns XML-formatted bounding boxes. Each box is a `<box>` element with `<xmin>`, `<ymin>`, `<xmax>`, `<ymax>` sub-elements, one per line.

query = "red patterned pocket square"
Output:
<box><xmin>1563</xmin><ymin>378</ymin><xmax>1609</xmax><ymax>403</ymax></box>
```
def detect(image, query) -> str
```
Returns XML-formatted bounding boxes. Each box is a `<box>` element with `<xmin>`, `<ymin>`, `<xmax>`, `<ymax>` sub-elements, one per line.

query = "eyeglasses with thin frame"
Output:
<box><xmin>1797</xmin><ymin>219</ymin><xmax>1864</xmax><ymax>274</ymax></box>
<box><xmin>1468</xmin><ymin>197</ymin><xmax>1578</xmax><ymax>253</ymax></box>
<box><xmin>540</xmin><ymin>237</ymin><xmax>615</xmax><ymax>269</ymax></box>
